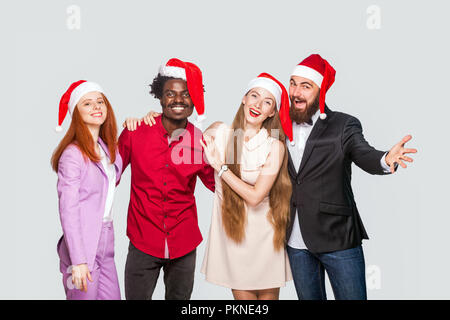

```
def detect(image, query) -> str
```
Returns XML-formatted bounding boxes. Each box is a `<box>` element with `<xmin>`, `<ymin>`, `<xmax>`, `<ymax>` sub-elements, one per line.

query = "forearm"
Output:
<box><xmin>220</xmin><ymin>169</ymin><xmax>265</xmax><ymax>206</ymax></box>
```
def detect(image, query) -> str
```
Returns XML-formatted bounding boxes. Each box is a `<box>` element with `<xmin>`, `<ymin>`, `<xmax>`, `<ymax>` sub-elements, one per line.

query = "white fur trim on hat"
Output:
<box><xmin>159</xmin><ymin>65</ymin><xmax>187</xmax><ymax>80</ymax></box>
<box><xmin>68</xmin><ymin>82</ymin><xmax>104</xmax><ymax>114</ymax></box>
<box><xmin>246</xmin><ymin>77</ymin><xmax>282</xmax><ymax>108</ymax></box>
<box><xmin>291</xmin><ymin>65</ymin><xmax>324</xmax><ymax>88</ymax></box>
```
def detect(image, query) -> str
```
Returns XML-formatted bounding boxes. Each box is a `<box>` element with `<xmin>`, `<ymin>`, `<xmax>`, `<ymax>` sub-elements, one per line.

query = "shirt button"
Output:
<box><xmin>167</xmin><ymin>232</ymin><xmax>170</xmax><ymax>235</ymax></box>
<box><xmin>165</xmin><ymin>164</ymin><xmax>169</xmax><ymax>167</ymax></box>
<box><xmin>163</xmin><ymin>182</ymin><xmax>167</xmax><ymax>186</ymax></box>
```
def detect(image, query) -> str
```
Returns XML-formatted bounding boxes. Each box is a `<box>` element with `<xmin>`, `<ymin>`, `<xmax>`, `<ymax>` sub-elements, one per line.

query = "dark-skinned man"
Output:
<box><xmin>118</xmin><ymin>58</ymin><xmax>215</xmax><ymax>300</ymax></box>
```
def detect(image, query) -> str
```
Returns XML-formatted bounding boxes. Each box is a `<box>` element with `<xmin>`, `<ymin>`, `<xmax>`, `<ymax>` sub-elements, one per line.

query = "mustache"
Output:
<box><xmin>290</xmin><ymin>96</ymin><xmax>307</xmax><ymax>103</ymax></box>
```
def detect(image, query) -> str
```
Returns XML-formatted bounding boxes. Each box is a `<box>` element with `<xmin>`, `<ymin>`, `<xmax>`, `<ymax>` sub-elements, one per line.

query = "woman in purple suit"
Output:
<box><xmin>51</xmin><ymin>80</ymin><xmax>122</xmax><ymax>300</ymax></box>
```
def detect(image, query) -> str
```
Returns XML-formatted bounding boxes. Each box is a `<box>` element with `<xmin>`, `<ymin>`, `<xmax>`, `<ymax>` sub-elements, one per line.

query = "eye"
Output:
<box><xmin>98</xmin><ymin>100</ymin><xmax>104</xmax><ymax>104</ymax></box>
<box><xmin>265</xmin><ymin>100</ymin><xmax>272</xmax><ymax>106</ymax></box>
<box><xmin>84</xmin><ymin>102</ymin><xmax>90</xmax><ymax>106</ymax></box>
<box><xmin>251</xmin><ymin>94</ymin><xmax>257</xmax><ymax>98</ymax></box>
<box><xmin>183</xmin><ymin>92</ymin><xmax>190</xmax><ymax>97</ymax></box>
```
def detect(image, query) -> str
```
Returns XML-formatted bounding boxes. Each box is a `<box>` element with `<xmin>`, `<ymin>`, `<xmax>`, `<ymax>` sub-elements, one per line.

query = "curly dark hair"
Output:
<box><xmin>149</xmin><ymin>73</ymin><xmax>205</xmax><ymax>100</ymax></box>
<box><xmin>149</xmin><ymin>74</ymin><xmax>178</xmax><ymax>100</ymax></box>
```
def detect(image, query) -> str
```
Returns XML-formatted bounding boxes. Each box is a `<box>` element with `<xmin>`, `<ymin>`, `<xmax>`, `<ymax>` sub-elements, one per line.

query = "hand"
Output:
<box><xmin>142</xmin><ymin>111</ymin><xmax>161</xmax><ymax>126</ymax></box>
<box><xmin>385</xmin><ymin>135</ymin><xmax>417</xmax><ymax>173</ymax></box>
<box><xmin>122</xmin><ymin>117</ymin><xmax>142</xmax><ymax>131</ymax></box>
<box><xmin>199</xmin><ymin>135</ymin><xmax>223</xmax><ymax>172</ymax></box>
<box><xmin>71</xmin><ymin>263</ymin><xmax>93</xmax><ymax>292</ymax></box>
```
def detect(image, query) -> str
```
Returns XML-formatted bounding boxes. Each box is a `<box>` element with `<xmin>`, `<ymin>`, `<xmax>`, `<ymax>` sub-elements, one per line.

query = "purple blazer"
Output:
<box><xmin>56</xmin><ymin>137</ymin><xmax>122</xmax><ymax>272</ymax></box>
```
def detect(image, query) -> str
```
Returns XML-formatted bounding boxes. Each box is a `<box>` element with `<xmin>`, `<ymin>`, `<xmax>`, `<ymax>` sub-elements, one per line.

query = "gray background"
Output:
<box><xmin>0</xmin><ymin>0</ymin><xmax>448</xmax><ymax>299</ymax></box>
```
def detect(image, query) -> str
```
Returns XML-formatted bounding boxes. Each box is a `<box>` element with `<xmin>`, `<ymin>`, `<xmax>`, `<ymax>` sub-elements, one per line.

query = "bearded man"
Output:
<box><xmin>284</xmin><ymin>54</ymin><xmax>417</xmax><ymax>300</ymax></box>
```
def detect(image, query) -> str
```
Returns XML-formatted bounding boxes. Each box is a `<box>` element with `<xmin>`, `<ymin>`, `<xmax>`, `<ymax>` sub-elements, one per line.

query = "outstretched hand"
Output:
<box><xmin>385</xmin><ymin>135</ymin><xmax>417</xmax><ymax>173</ymax></box>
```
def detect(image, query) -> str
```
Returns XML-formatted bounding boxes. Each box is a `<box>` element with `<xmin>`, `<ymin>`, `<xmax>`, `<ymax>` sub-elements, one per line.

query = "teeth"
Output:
<box><xmin>250</xmin><ymin>108</ymin><xmax>260</xmax><ymax>115</ymax></box>
<box><xmin>172</xmin><ymin>107</ymin><xmax>184</xmax><ymax>111</ymax></box>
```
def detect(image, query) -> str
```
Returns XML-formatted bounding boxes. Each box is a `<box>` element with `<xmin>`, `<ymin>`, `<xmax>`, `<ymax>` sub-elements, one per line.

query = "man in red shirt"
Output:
<box><xmin>119</xmin><ymin>59</ymin><xmax>215</xmax><ymax>300</ymax></box>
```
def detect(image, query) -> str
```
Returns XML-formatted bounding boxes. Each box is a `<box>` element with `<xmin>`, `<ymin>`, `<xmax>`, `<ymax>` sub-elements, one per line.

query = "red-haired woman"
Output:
<box><xmin>51</xmin><ymin>80</ymin><xmax>122</xmax><ymax>300</ymax></box>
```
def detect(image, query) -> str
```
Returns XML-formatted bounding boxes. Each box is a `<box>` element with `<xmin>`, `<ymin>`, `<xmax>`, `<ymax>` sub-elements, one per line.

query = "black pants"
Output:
<box><xmin>124</xmin><ymin>241</ymin><xmax>196</xmax><ymax>300</ymax></box>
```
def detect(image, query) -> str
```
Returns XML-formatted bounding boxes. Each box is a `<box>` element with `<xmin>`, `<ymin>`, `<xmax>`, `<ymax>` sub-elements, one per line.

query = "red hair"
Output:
<box><xmin>51</xmin><ymin>93</ymin><xmax>118</xmax><ymax>172</ymax></box>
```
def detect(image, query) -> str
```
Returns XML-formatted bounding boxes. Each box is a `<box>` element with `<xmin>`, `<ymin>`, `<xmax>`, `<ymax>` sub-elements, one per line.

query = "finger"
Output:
<box><xmin>87</xmin><ymin>271</ymin><xmax>93</xmax><ymax>282</ymax></box>
<box><xmin>132</xmin><ymin>119</ymin><xmax>136</xmax><ymax>131</ymax></box>
<box><xmin>74</xmin><ymin>277</ymin><xmax>80</xmax><ymax>290</ymax></box>
<box><xmin>199</xmin><ymin>139</ymin><xmax>206</xmax><ymax>149</ymax></box>
<box><xmin>138</xmin><ymin>119</ymin><xmax>142</xmax><ymax>127</ymax></box>
<box><xmin>151</xmin><ymin>116</ymin><xmax>156</xmax><ymax>125</ymax></box>
<box><xmin>400</xmin><ymin>155</ymin><xmax>413</xmax><ymax>162</ymax></box>
<box><xmin>122</xmin><ymin>121</ymin><xmax>126</xmax><ymax>128</ymax></box>
<box><xmin>126</xmin><ymin>119</ymin><xmax>132</xmax><ymax>131</ymax></box>
<box><xmin>397</xmin><ymin>159</ymin><xmax>407</xmax><ymax>169</ymax></box>
<box><xmin>399</xmin><ymin>135</ymin><xmax>412</xmax><ymax>146</ymax></box>
<box><xmin>82</xmin><ymin>279</ymin><xmax>87</xmax><ymax>292</ymax></box>
<box><xmin>143</xmin><ymin>116</ymin><xmax>149</xmax><ymax>125</ymax></box>
<box><xmin>390</xmin><ymin>162</ymin><xmax>395</xmax><ymax>174</ymax></box>
<box><xmin>403</xmin><ymin>148</ymin><xmax>418</xmax><ymax>154</ymax></box>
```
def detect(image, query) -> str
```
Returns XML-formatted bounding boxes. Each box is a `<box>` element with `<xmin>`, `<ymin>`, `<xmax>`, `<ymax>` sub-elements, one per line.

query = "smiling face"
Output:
<box><xmin>160</xmin><ymin>79</ymin><xmax>194</xmax><ymax>121</ymax></box>
<box><xmin>242</xmin><ymin>87</ymin><xmax>277</xmax><ymax>128</ymax></box>
<box><xmin>289</xmin><ymin>75</ymin><xmax>320</xmax><ymax>124</ymax></box>
<box><xmin>76</xmin><ymin>91</ymin><xmax>107</xmax><ymax>127</ymax></box>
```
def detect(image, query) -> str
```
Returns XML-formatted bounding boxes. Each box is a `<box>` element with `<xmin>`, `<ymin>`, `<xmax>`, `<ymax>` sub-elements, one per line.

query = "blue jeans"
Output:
<box><xmin>287</xmin><ymin>245</ymin><xmax>367</xmax><ymax>300</ymax></box>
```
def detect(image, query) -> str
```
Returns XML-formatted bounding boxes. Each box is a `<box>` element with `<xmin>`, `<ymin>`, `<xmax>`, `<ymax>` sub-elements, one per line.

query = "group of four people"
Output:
<box><xmin>52</xmin><ymin>55</ymin><xmax>416</xmax><ymax>300</ymax></box>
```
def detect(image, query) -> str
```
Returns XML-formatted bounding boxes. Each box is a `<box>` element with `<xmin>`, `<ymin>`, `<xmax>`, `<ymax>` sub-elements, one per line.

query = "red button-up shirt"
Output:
<box><xmin>118</xmin><ymin>115</ymin><xmax>215</xmax><ymax>259</ymax></box>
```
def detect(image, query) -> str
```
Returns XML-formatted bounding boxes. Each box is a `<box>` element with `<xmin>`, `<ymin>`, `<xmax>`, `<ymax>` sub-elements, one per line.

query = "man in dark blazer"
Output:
<box><xmin>284</xmin><ymin>54</ymin><xmax>417</xmax><ymax>300</ymax></box>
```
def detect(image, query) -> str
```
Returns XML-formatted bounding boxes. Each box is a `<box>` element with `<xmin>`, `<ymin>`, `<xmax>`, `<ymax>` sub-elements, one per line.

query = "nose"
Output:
<box><xmin>293</xmin><ymin>85</ymin><xmax>303</xmax><ymax>98</ymax></box>
<box><xmin>174</xmin><ymin>93</ymin><xmax>184</xmax><ymax>103</ymax></box>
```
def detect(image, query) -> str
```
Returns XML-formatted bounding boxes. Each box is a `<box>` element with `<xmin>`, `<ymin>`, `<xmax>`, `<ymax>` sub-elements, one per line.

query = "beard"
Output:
<box><xmin>289</xmin><ymin>94</ymin><xmax>320</xmax><ymax>125</ymax></box>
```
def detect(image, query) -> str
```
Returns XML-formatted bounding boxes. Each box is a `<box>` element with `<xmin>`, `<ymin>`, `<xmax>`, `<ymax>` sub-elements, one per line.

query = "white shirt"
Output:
<box><xmin>286</xmin><ymin>110</ymin><xmax>391</xmax><ymax>249</ymax></box>
<box><xmin>98</xmin><ymin>144</ymin><xmax>116</xmax><ymax>222</ymax></box>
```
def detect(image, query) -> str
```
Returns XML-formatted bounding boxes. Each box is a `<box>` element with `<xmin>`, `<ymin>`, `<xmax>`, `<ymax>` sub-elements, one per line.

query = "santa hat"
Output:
<box><xmin>246</xmin><ymin>72</ymin><xmax>290</xmax><ymax>142</ymax></box>
<box><xmin>159</xmin><ymin>58</ymin><xmax>206</xmax><ymax>125</ymax></box>
<box><xmin>56</xmin><ymin>80</ymin><xmax>104</xmax><ymax>132</ymax></box>
<box><xmin>291</xmin><ymin>54</ymin><xmax>336</xmax><ymax>120</ymax></box>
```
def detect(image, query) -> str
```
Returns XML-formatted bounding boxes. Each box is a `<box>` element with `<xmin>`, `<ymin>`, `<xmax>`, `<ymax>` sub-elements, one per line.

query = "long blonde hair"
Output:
<box><xmin>221</xmin><ymin>102</ymin><xmax>292</xmax><ymax>251</ymax></box>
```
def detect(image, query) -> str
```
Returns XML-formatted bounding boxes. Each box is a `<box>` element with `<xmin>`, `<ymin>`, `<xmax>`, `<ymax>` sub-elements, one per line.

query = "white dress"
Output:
<box><xmin>201</xmin><ymin>124</ymin><xmax>292</xmax><ymax>290</ymax></box>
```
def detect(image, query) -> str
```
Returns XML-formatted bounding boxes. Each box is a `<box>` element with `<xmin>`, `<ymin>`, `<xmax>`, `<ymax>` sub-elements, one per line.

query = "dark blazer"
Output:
<box><xmin>286</xmin><ymin>105</ymin><xmax>390</xmax><ymax>253</ymax></box>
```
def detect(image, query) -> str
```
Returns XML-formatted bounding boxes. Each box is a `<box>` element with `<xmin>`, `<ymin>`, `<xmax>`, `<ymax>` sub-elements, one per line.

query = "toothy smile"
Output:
<box><xmin>249</xmin><ymin>108</ymin><xmax>261</xmax><ymax>117</ymax></box>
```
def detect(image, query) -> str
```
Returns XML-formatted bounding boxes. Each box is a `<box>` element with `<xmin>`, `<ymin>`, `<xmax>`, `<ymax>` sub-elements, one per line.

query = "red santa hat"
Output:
<box><xmin>56</xmin><ymin>80</ymin><xmax>104</xmax><ymax>132</ymax></box>
<box><xmin>246</xmin><ymin>72</ymin><xmax>291</xmax><ymax>141</ymax></box>
<box><xmin>291</xmin><ymin>54</ymin><xmax>336</xmax><ymax>120</ymax></box>
<box><xmin>159</xmin><ymin>58</ymin><xmax>206</xmax><ymax>124</ymax></box>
